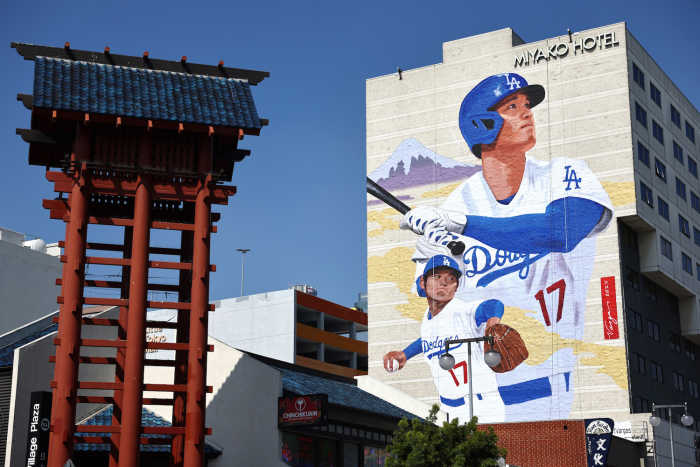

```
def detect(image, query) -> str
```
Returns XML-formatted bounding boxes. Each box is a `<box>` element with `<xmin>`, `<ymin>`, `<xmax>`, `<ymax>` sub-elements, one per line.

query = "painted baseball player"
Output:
<box><xmin>399</xmin><ymin>73</ymin><xmax>613</xmax><ymax>422</ymax></box>
<box><xmin>383</xmin><ymin>254</ymin><xmax>506</xmax><ymax>423</ymax></box>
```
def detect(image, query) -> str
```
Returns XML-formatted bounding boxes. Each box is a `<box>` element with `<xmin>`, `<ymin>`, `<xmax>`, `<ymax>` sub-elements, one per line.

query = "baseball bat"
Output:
<box><xmin>366</xmin><ymin>177</ymin><xmax>465</xmax><ymax>256</ymax></box>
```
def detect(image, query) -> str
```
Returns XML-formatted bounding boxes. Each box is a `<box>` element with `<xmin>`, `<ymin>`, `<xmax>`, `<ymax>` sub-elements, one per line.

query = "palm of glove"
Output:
<box><xmin>484</xmin><ymin>324</ymin><xmax>528</xmax><ymax>373</ymax></box>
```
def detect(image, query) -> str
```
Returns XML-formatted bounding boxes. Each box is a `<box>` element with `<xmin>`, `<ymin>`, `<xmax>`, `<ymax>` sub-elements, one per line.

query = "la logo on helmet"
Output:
<box><xmin>505</xmin><ymin>74</ymin><xmax>522</xmax><ymax>90</ymax></box>
<box><xmin>443</xmin><ymin>257</ymin><xmax>451</xmax><ymax>266</ymax></box>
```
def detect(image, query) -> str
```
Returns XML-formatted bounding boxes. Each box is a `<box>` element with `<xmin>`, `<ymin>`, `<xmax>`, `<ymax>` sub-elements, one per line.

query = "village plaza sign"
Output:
<box><xmin>514</xmin><ymin>31</ymin><xmax>620</xmax><ymax>67</ymax></box>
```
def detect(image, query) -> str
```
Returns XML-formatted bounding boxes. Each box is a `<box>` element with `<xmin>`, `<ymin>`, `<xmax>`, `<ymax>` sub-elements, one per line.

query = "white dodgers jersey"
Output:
<box><xmin>420</xmin><ymin>297</ymin><xmax>504</xmax><ymax>423</ymax></box>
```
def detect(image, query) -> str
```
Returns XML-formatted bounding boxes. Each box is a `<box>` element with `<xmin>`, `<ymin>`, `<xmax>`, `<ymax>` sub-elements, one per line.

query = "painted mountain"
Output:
<box><xmin>369</xmin><ymin>138</ymin><xmax>480</xmax><ymax>190</ymax></box>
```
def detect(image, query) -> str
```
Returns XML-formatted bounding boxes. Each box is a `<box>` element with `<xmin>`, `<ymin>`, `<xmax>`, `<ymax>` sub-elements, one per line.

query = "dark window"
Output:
<box><xmin>687</xmin><ymin>121</ymin><xmax>696</xmax><ymax>143</ymax></box>
<box><xmin>670</xmin><ymin>333</ymin><xmax>681</xmax><ymax>352</ymax></box>
<box><xmin>647</xmin><ymin>320</ymin><xmax>661</xmax><ymax>342</ymax></box>
<box><xmin>685</xmin><ymin>340</ymin><xmax>697</xmax><ymax>361</ymax></box>
<box><xmin>673</xmin><ymin>372</ymin><xmax>685</xmax><ymax>391</ymax></box>
<box><xmin>692</xmin><ymin>192</ymin><xmax>700</xmax><ymax>213</ymax></box>
<box><xmin>643</xmin><ymin>277</ymin><xmax>658</xmax><ymax>302</ymax></box>
<box><xmin>695</xmin><ymin>227</ymin><xmax>700</xmax><ymax>246</ymax></box>
<box><xmin>682</xmin><ymin>253</ymin><xmax>693</xmax><ymax>275</ymax></box>
<box><xmin>697</xmin><ymin>263</ymin><xmax>700</xmax><ymax>280</ymax></box>
<box><xmin>689</xmin><ymin>157</ymin><xmax>698</xmax><ymax>178</ymax></box>
<box><xmin>627</xmin><ymin>309</ymin><xmax>644</xmax><ymax>332</ymax></box>
<box><xmin>673</xmin><ymin>141</ymin><xmax>684</xmax><ymax>163</ymax></box>
<box><xmin>624</xmin><ymin>267</ymin><xmax>641</xmax><ymax>291</ymax></box>
<box><xmin>652</xmin><ymin>120</ymin><xmax>664</xmax><ymax>145</ymax></box>
<box><xmin>658</xmin><ymin>197</ymin><xmax>669</xmax><ymax>220</ymax></box>
<box><xmin>689</xmin><ymin>380</ymin><xmax>699</xmax><ymax>398</ymax></box>
<box><xmin>640</xmin><ymin>182</ymin><xmax>653</xmax><ymax>207</ymax></box>
<box><xmin>671</xmin><ymin>105</ymin><xmax>681</xmax><ymax>127</ymax></box>
<box><xmin>650</xmin><ymin>82</ymin><xmax>661</xmax><ymax>107</ymax></box>
<box><xmin>633</xmin><ymin>63</ymin><xmax>645</xmax><ymax>89</ymax></box>
<box><xmin>676</xmin><ymin>177</ymin><xmax>687</xmax><ymax>201</ymax></box>
<box><xmin>679</xmin><ymin>215</ymin><xmax>690</xmax><ymax>237</ymax></box>
<box><xmin>660</xmin><ymin>236</ymin><xmax>673</xmax><ymax>260</ymax></box>
<box><xmin>638</xmin><ymin>354</ymin><xmax>647</xmax><ymax>374</ymax></box>
<box><xmin>655</xmin><ymin>159</ymin><xmax>667</xmax><ymax>181</ymax></box>
<box><xmin>650</xmin><ymin>361</ymin><xmax>664</xmax><ymax>383</ymax></box>
<box><xmin>636</xmin><ymin>102</ymin><xmax>647</xmax><ymax>128</ymax></box>
<box><xmin>637</xmin><ymin>141</ymin><xmax>650</xmax><ymax>166</ymax></box>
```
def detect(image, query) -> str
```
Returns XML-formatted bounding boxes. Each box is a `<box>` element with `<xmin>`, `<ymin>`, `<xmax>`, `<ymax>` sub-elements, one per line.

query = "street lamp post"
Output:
<box><xmin>649</xmin><ymin>402</ymin><xmax>694</xmax><ymax>466</ymax></box>
<box><xmin>236</xmin><ymin>248</ymin><xmax>250</xmax><ymax>296</ymax></box>
<box><xmin>438</xmin><ymin>336</ymin><xmax>501</xmax><ymax>420</ymax></box>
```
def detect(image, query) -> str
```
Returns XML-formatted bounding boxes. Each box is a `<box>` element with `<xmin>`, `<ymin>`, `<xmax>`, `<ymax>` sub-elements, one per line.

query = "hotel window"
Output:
<box><xmin>650</xmin><ymin>82</ymin><xmax>661</xmax><ymax>107</ymax></box>
<box><xmin>689</xmin><ymin>380</ymin><xmax>699</xmax><ymax>399</ymax></box>
<box><xmin>670</xmin><ymin>333</ymin><xmax>681</xmax><ymax>352</ymax></box>
<box><xmin>687</xmin><ymin>121</ymin><xmax>696</xmax><ymax>143</ymax></box>
<box><xmin>657</xmin><ymin>197</ymin><xmax>669</xmax><ymax>220</ymax></box>
<box><xmin>694</xmin><ymin>227</ymin><xmax>700</xmax><ymax>247</ymax></box>
<box><xmin>671</xmin><ymin>104</ymin><xmax>681</xmax><ymax>127</ymax></box>
<box><xmin>655</xmin><ymin>159</ymin><xmax>666</xmax><ymax>181</ymax></box>
<box><xmin>697</xmin><ymin>263</ymin><xmax>700</xmax><ymax>280</ymax></box>
<box><xmin>685</xmin><ymin>340</ymin><xmax>697</xmax><ymax>361</ymax></box>
<box><xmin>628</xmin><ymin>309</ymin><xmax>643</xmax><ymax>332</ymax></box>
<box><xmin>649</xmin><ymin>361</ymin><xmax>663</xmax><ymax>383</ymax></box>
<box><xmin>692</xmin><ymin>192</ymin><xmax>700</xmax><ymax>213</ymax></box>
<box><xmin>633</xmin><ymin>63</ymin><xmax>645</xmax><ymax>89</ymax></box>
<box><xmin>652</xmin><ymin>120</ymin><xmax>664</xmax><ymax>145</ymax></box>
<box><xmin>676</xmin><ymin>177</ymin><xmax>687</xmax><ymax>201</ymax></box>
<box><xmin>689</xmin><ymin>157</ymin><xmax>698</xmax><ymax>178</ymax></box>
<box><xmin>679</xmin><ymin>215</ymin><xmax>690</xmax><ymax>237</ymax></box>
<box><xmin>636</xmin><ymin>102</ymin><xmax>647</xmax><ymax>128</ymax></box>
<box><xmin>682</xmin><ymin>253</ymin><xmax>693</xmax><ymax>275</ymax></box>
<box><xmin>647</xmin><ymin>320</ymin><xmax>661</xmax><ymax>342</ymax></box>
<box><xmin>637</xmin><ymin>141</ymin><xmax>650</xmax><ymax>166</ymax></box>
<box><xmin>673</xmin><ymin>141</ymin><xmax>684</xmax><ymax>163</ymax></box>
<box><xmin>660</xmin><ymin>236</ymin><xmax>672</xmax><ymax>260</ymax></box>
<box><xmin>673</xmin><ymin>372</ymin><xmax>685</xmax><ymax>391</ymax></box>
<box><xmin>640</xmin><ymin>182</ymin><xmax>653</xmax><ymax>207</ymax></box>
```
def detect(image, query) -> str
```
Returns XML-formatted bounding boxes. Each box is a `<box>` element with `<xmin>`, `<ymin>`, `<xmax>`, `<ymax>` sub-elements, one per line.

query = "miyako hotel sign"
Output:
<box><xmin>514</xmin><ymin>31</ymin><xmax>620</xmax><ymax>67</ymax></box>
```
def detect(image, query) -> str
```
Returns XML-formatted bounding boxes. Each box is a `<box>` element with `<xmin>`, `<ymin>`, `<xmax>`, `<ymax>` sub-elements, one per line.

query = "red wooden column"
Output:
<box><xmin>119</xmin><ymin>135</ymin><xmax>152</xmax><ymax>467</ymax></box>
<box><xmin>48</xmin><ymin>126</ymin><xmax>91</xmax><ymax>467</ymax></box>
<box><xmin>183</xmin><ymin>138</ymin><xmax>212</xmax><ymax>466</ymax></box>
<box><xmin>170</xmin><ymin>229</ymin><xmax>192</xmax><ymax>467</ymax></box>
<box><xmin>110</xmin><ymin>226</ymin><xmax>132</xmax><ymax>467</ymax></box>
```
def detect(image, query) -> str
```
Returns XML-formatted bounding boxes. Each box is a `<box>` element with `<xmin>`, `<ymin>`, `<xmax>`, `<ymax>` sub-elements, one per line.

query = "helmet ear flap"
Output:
<box><xmin>458</xmin><ymin>111</ymin><xmax>504</xmax><ymax>154</ymax></box>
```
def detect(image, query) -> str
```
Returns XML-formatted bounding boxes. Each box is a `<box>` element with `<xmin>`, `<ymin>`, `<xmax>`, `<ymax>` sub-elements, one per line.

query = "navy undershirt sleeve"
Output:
<box><xmin>463</xmin><ymin>197</ymin><xmax>605</xmax><ymax>254</ymax></box>
<box><xmin>402</xmin><ymin>338</ymin><xmax>422</xmax><ymax>359</ymax></box>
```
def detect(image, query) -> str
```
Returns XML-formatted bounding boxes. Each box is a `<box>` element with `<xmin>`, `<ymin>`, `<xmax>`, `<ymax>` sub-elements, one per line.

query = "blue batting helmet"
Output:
<box><xmin>458</xmin><ymin>73</ymin><xmax>544</xmax><ymax>157</ymax></box>
<box><xmin>416</xmin><ymin>255</ymin><xmax>462</xmax><ymax>297</ymax></box>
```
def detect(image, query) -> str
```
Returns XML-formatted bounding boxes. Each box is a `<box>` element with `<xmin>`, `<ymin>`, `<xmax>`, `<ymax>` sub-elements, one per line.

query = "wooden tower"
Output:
<box><xmin>13</xmin><ymin>42</ymin><xmax>268</xmax><ymax>467</ymax></box>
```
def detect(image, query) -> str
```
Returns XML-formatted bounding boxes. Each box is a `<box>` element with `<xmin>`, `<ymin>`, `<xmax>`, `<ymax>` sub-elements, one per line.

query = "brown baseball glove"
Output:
<box><xmin>484</xmin><ymin>323</ymin><xmax>528</xmax><ymax>373</ymax></box>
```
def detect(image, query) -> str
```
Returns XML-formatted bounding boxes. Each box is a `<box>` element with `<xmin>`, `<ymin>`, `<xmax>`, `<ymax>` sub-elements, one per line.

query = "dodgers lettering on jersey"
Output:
<box><xmin>422</xmin><ymin>334</ymin><xmax>461</xmax><ymax>360</ymax></box>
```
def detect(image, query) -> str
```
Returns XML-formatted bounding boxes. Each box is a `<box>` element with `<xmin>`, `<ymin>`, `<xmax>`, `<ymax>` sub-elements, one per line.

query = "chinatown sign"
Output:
<box><xmin>278</xmin><ymin>394</ymin><xmax>328</xmax><ymax>428</ymax></box>
<box><xmin>514</xmin><ymin>31</ymin><xmax>620</xmax><ymax>68</ymax></box>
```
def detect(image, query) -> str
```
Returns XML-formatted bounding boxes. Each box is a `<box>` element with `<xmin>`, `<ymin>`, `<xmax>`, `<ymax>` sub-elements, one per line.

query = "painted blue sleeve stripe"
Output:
<box><xmin>403</xmin><ymin>338</ymin><xmax>422</xmax><ymax>359</ymax></box>
<box><xmin>474</xmin><ymin>299</ymin><xmax>504</xmax><ymax>327</ymax></box>
<box><xmin>463</xmin><ymin>197</ymin><xmax>605</xmax><ymax>254</ymax></box>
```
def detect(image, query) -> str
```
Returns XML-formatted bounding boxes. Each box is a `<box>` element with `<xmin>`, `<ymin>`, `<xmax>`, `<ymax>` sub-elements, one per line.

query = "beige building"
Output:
<box><xmin>366</xmin><ymin>22</ymin><xmax>699</xmax><ymax>465</ymax></box>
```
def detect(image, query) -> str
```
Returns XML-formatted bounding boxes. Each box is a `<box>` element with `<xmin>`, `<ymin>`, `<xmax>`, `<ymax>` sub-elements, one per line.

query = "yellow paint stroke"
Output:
<box><xmin>367</xmin><ymin>208</ymin><xmax>399</xmax><ymax>238</ymax></box>
<box><xmin>602</xmin><ymin>181</ymin><xmax>635</xmax><ymax>207</ymax></box>
<box><xmin>367</xmin><ymin>247</ymin><xmax>426</xmax><ymax>321</ymax></box>
<box><xmin>502</xmin><ymin>305</ymin><xmax>628</xmax><ymax>390</ymax></box>
<box><xmin>420</xmin><ymin>182</ymin><xmax>463</xmax><ymax>200</ymax></box>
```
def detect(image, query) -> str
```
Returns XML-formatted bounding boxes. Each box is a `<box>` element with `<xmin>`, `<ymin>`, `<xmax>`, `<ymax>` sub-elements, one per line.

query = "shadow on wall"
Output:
<box><xmin>205</xmin><ymin>351</ymin><xmax>285</xmax><ymax>467</ymax></box>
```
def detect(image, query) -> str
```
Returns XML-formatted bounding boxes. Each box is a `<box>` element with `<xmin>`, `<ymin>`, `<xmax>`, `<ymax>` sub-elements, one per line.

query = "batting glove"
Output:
<box><xmin>399</xmin><ymin>207</ymin><xmax>467</xmax><ymax>235</ymax></box>
<box><xmin>413</xmin><ymin>228</ymin><xmax>462</xmax><ymax>259</ymax></box>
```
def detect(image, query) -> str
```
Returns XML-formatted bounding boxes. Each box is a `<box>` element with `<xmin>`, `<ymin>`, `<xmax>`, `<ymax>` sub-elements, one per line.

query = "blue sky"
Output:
<box><xmin>1</xmin><ymin>0</ymin><xmax>699</xmax><ymax>307</ymax></box>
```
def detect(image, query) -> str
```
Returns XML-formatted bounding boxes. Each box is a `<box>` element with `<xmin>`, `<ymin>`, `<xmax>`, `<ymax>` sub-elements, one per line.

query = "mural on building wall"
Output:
<box><xmin>370</xmin><ymin>72</ymin><xmax>633</xmax><ymax>424</ymax></box>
